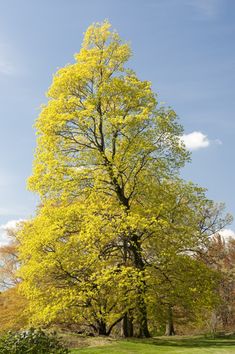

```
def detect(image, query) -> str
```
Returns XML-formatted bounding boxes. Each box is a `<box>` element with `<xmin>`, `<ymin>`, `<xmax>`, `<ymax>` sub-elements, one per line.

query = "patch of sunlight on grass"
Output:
<box><xmin>69</xmin><ymin>336</ymin><xmax>235</xmax><ymax>354</ymax></box>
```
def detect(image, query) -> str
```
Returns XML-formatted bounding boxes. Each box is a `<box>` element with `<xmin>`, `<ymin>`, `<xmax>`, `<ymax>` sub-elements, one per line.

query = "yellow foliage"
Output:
<box><xmin>18</xmin><ymin>21</ymin><xmax>228</xmax><ymax>336</ymax></box>
<box><xmin>28</xmin><ymin>20</ymin><xmax>188</xmax><ymax>203</ymax></box>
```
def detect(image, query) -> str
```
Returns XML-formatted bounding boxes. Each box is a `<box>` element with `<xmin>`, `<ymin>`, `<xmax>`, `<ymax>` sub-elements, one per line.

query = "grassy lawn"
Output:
<box><xmin>69</xmin><ymin>335</ymin><xmax>235</xmax><ymax>354</ymax></box>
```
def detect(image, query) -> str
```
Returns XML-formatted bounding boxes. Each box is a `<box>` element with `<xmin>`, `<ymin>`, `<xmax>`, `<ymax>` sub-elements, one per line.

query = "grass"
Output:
<box><xmin>69</xmin><ymin>335</ymin><xmax>235</xmax><ymax>354</ymax></box>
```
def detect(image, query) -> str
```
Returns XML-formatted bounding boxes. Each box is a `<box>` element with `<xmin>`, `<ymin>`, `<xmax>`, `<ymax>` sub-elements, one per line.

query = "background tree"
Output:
<box><xmin>203</xmin><ymin>234</ymin><xmax>235</xmax><ymax>331</ymax></box>
<box><xmin>0</xmin><ymin>222</ymin><xmax>28</xmax><ymax>332</ymax></box>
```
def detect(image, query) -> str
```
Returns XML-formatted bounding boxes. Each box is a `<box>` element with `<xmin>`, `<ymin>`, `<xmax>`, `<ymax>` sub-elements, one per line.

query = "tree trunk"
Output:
<box><xmin>165</xmin><ymin>305</ymin><xmax>175</xmax><ymax>336</ymax></box>
<box><xmin>138</xmin><ymin>297</ymin><xmax>151</xmax><ymax>338</ymax></box>
<box><xmin>122</xmin><ymin>312</ymin><xmax>134</xmax><ymax>337</ymax></box>
<box><xmin>97</xmin><ymin>320</ymin><xmax>107</xmax><ymax>335</ymax></box>
<box><xmin>103</xmin><ymin>170</ymin><xmax>150</xmax><ymax>338</ymax></box>
<box><xmin>131</xmin><ymin>234</ymin><xmax>150</xmax><ymax>338</ymax></box>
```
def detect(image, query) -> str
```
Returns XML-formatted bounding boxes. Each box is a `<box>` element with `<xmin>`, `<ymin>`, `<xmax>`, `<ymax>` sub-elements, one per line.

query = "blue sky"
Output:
<box><xmin>0</xmin><ymin>0</ymin><xmax>234</xmax><ymax>242</ymax></box>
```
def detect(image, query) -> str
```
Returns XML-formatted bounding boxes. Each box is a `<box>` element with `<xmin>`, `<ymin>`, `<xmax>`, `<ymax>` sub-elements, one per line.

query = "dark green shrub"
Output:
<box><xmin>0</xmin><ymin>328</ymin><xmax>68</xmax><ymax>353</ymax></box>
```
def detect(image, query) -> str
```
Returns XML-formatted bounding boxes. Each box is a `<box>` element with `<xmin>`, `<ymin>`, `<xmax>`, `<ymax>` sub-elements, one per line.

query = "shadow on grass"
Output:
<box><xmin>127</xmin><ymin>336</ymin><xmax>235</xmax><ymax>349</ymax></box>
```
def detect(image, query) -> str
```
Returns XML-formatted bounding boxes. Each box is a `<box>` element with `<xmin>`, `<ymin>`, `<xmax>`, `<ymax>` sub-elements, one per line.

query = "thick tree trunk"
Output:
<box><xmin>131</xmin><ymin>234</ymin><xmax>150</xmax><ymax>338</ymax></box>
<box><xmin>165</xmin><ymin>305</ymin><xmax>175</xmax><ymax>336</ymax></box>
<box><xmin>97</xmin><ymin>320</ymin><xmax>107</xmax><ymax>335</ymax></box>
<box><xmin>122</xmin><ymin>312</ymin><xmax>134</xmax><ymax>337</ymax></box>
<box><xmin>137</xmin><ymin>297</ymin><xmax>151</xmax><ymax>338</ymax></box>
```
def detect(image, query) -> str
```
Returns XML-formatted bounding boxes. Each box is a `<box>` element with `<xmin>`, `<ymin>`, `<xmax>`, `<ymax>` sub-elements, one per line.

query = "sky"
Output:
<box><xmin>0</xmin><ymin>0</ymin><xmax>235</xmax><ymax>243</ymax></box>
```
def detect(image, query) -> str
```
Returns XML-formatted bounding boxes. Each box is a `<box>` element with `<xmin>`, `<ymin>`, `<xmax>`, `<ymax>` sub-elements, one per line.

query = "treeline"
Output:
<box><xmin>0</xmin><ymin>22</ymin><xmax>234</xmax><ymax>337</ymax></box>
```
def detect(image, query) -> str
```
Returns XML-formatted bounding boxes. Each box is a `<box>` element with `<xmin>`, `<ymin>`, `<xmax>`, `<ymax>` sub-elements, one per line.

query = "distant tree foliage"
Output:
<box><xmin>0</xmin><ymin>223</ymin><xmax>29</xmax><ymax>333</ymax></box>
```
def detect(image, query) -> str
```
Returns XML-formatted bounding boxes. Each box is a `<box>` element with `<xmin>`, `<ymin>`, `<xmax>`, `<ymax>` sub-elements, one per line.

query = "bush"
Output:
<box><xmin>0</xmin><ymin>328</ymin><xmax>69</xmax><ymax>353</ymax></box>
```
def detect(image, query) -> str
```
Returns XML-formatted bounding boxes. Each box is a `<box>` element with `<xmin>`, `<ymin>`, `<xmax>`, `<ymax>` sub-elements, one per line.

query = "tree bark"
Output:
<box><xmin>97</xmin><ymin>320</ymin><xmax>107</xmax><ymax>335</ymax></box>
<box><xmin>122</xmin><ymin>312</ymin><xmax>134</xmax><ymax>337</ymax></box>
<box><xmin>137</xmin><ymin>296</ymin><xmax>150</xmax><ymax>338</ymax></box>
<box><xmin>130</xmin><ymin>234</ymin><xmax>150</xmax><ymax>338</ymax></box>
<box><xmin>165</xmin><ymin>305</ymin><xmax>175</xmax><ymax>336</ymax></box>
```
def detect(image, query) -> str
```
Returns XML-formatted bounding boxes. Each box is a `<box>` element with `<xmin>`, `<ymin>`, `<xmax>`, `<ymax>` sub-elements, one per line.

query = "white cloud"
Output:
<box><xmin>181</xmin><ymin>131</ymin><xmax>210</xmax><ymax>150</ymax></box>
<box><xmin>0</xmin><ymin>219</ymin><xmax>24</xmax><ymax>246</ymax></box>
<box><xmin>219</xmin><ymin>228</ymin><xmax>235</xmax><ymax>241</ymax></box>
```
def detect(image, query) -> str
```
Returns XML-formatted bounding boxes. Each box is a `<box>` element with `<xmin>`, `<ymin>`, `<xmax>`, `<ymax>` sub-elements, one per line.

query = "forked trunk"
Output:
<box><xmin>97</xmin><ymin>320</ymin><xmax>107</xmax><ymax>335</ymax></box>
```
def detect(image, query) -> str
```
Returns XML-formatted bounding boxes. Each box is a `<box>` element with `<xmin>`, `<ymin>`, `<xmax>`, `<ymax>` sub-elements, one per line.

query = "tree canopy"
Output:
<box><xmin>17</xmin><ymin>21</ymin><xmax>232</xmax><ymax>337</ymax></box>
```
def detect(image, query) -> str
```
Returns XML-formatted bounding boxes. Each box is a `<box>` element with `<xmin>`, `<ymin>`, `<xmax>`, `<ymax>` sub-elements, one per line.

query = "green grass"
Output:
<box><xmin>69</xmin><ymin>336</ymin><xmax>235</xmax><ymax>354</ymax></box>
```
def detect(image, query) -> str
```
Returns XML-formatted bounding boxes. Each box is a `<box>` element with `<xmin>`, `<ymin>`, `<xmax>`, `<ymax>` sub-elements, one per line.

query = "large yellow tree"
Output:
<box><xmin>18</xmin><ymin>21</ymin><xmax>231</xmax><ymax>337</ymax></box>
